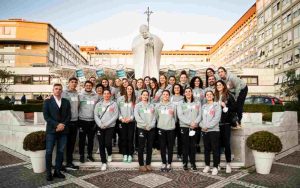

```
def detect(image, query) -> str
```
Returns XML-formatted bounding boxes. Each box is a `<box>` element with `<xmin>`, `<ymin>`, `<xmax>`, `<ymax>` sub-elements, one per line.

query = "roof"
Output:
<box><xmin>85</xmin><ymin>49</ymin><xmax>209</xmax><ymax>55</ymax></box>
<box><xmin>210</xmin><ymin>3</ymin><xmax>256</xmax><ymax>54</ymax></box>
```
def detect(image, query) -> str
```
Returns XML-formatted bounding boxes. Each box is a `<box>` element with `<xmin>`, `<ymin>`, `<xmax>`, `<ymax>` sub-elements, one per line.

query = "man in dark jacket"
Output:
<box><xmin>43</xmin><ymin>83</ymin><xmax>71</xmax><ymax>181</ymax></box>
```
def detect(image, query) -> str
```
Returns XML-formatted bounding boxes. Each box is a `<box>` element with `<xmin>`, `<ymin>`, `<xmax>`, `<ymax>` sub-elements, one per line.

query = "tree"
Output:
<box><xmin>0</xmin><ymin>69</ymin><xmax>14</xmax><ymax>93</ymax></box>
<box><xmin>280</xmin><ymin>70</ymin><xmax>300</xmax><ymax>101</ymax></box>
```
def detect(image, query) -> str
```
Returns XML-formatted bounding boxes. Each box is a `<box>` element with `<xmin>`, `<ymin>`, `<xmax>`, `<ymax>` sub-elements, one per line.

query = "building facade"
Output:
<box><xmin>0</xmin><ymin>19</ymin><xmax>88</xmax><ymax>99</ymax></box>
<box><xmin>256</xmin><ymin>0</ymin><xmax>300</xmax><ymax>96</ymax></box>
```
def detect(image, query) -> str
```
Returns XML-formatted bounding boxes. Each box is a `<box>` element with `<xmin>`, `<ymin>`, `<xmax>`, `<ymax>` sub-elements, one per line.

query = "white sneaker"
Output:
<box><xmin>107</xmin><ymin>155</ymin><xmax>112</xmax><ymax>162</ymax></box>
<box><xmin>123</xmin><ymin>155</ymin><xmax>128</xmax><ymax>162</ymax></box>
<box><xmin>226</xmin><ymin>164</ymin><xmax>232</xmax><ymax>173</ymax></box>
<box><xmin>202</xmin><ymin>166</ymin><xmax>210</xmax><ymax>173</ymax></box>
<box><xmin>211</xmin><ymin>167</ymin><xmax>218</xmax><ymax>176</ymax></box>
<box><xmin>101</xmin><ymin>163</ymin><xmax>107</xmax><ymax>171</ymax></box>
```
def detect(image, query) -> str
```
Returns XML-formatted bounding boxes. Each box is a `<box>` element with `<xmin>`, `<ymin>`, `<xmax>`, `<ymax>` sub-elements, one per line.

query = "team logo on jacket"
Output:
<box><xmin>79</xmin><ymin>127</ymin><xmax>83</xmax><ymax>132</ymax></box>
<box><xmin>209</xmin><ymin>109</ymin><xmax>215</xmax><ymax>116</ymax></box>
<box><xmin>109</xmin><ymin>106</ymin><xmax>115</xmax><ymax>112</ymax></box>
<box><xmin>97</xmin><ymin>130</ymin><xmax>101</xmax><ymax>136</ymax></box>
<box><xmin>158</xmin><ymin>130</ymin><xmax>162</xmax><ymax>135</ymax></box>
<box><xmin>181</xmin><ymin>129</ymin><xmax>184</xmax><ymax>134</ymax></box>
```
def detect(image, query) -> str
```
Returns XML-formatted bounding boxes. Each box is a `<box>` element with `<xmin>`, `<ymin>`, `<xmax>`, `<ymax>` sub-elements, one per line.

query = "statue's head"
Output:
<box><xmin>139</xmin><ymin>25</ymin><xmax>149</xmax><ymax>39</ymax></box>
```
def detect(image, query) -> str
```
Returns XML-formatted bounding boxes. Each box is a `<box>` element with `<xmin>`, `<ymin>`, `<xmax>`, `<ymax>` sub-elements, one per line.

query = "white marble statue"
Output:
<box><xmin>132</xmin><ymin>25</ymin><xmax>163</xmax><ymax>79</ymax></box>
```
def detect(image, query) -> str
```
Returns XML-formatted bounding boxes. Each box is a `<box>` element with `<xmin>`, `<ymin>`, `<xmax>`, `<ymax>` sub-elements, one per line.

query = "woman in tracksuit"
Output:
<box><xmin>201</xmin><ymin>90</ymin><xmax>221</xmax><ymax>176</ymax></box>
<box><xmin>215</xmin><ymin>80</ymin><xmax>236</xmax><ymax>174</ymax></box>
<box><xmin>156</xmin><ymin>90</ymin><xmax>177</xmax><ymax>172</ymax></box>
<box><xmin>177</xmin><ymin>87</ymin><xmax>201</xmax><ymax>171</ymax></box>
<box><xmin>117</xmin><ymin>85</ymin><xmax>136</xmax><ymax>163</ymax></box>
<box><xmin>94</xmin><ymin>89</ymin><xmax>118</xmax><ymax>171</ymax></box>
<box><xmin>134</xmin><ymin>90</ymin><xmax>156</xmax><ymax>172</ymax></box>
<box><xmin>190</xmin><ymin>76</ymin><xmax>205</xmax><ymax>154</ymax></box>
<box><xmin>171</xmin><ymin>84</ymin><xmax>184</xmax><ymax>161</ymax></box>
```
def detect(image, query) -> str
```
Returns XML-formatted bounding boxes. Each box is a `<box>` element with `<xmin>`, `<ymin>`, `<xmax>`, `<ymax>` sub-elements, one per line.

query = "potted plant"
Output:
<box><xmin>246</xmin><ymin>131</ymin><xmax>282</xmax><ymax>174</ymax></box>
<box><xmin>23</xmin><ymin>131</ymin><xmax>46</xmax><ymax>173</ymax></box>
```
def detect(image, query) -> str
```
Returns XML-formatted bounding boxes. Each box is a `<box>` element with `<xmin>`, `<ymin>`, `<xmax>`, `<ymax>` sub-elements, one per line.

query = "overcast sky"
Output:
<box><xmin>0</xmin><ymin>0</ymin><xmax>256</xmax><ymax>50</ymax></box>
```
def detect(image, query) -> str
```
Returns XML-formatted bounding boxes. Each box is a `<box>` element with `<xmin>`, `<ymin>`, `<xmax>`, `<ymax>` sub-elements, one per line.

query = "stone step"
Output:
<box><xmin>73</xmin><ymin>161</ymin><xmax>244</xmax><ymax>169</ymax></box>
<box><xmin>73</xmin><ymin>153</ymin><xmax>235</xmax><ymax>162</ymax></box>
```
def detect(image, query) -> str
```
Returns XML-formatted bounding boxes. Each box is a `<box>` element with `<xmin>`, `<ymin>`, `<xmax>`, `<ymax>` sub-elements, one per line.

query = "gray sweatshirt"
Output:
<box><xmin>151</xmin><ymin>88</ymin><xmax>163</xmax><ymax>104</ymax></box>
<box><xmin>155</xmin><ymin>102</ymin><xmax>176</xmax><ymax>130</ymax></box>
<box><xmin>193</xmin><ymin>87</ymin><xmax>205</xmax><ymax>104</ymax></box>
<box><xmin>170</xmin><ymin>95</ymin><xmax>184</xmax><ymax>105</ymax></box>
<box><xmin>200</xmin><ymin>102</ymin><xmax>221</xmax><ymax>132</ymax></box>
<box><xmin>62</xmin><ymin>89</ymin><xmax>79</xmax><ymax>121</ymax></box>
<box><xmin>134</xmin><ymin>102</ymin><xmax>156</xmax><ymax>130</ymax></box>
<box><xmin>135</xmin><ymin>89</ymin><xmax>143</xmax><ymax>103</ymax></box>
<box><xmin>79</xmin><ymin>90</ymin><xmax>99</xmax><ymax>121</ymax></box>
<box><xmin>117</xmin><ymin>96</ymin><xmax>135</xmax><ymax>121</ymax></box>
<box><xmin>177</xmin><ymin>101</ymin><xmax>202</xmax><ymax>128</ymax></box>
<box><xmin>94</xmin><ymin>100</ymin><xmax>118</xmax><ymax>129</ymax></box>
<box><xmin>222</xmin><ymin>72</ymin><xmax>246</xmax><ymax>99</ymax></box>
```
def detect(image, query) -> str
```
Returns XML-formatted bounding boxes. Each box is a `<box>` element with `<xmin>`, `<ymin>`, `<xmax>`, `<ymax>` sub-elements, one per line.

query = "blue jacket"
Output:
<box><xmin>43</xmin><ymin>96</ymin><xmax>71</xmax><ymax>134</ymax></box>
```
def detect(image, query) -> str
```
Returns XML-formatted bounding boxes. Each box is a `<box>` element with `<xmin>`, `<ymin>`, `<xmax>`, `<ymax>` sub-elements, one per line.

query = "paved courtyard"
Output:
<box><xmin>0</xmin><ymin>145</ymin><xmax>300</xmax><ymax>188</ymax></box>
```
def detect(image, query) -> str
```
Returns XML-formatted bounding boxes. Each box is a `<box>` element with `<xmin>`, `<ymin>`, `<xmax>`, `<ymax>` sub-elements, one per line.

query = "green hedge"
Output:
<box><xmin>12</xmin><ymin>104</ymin><xmax>43</xmax><ymax>112</ymax></box>
<box><xmin>0</xmin><ymin>104</ymin><xmax>13</xmax><ymax>111</ymax></box>
<box><xmin>27</xmin><ymin>99</ymin><xmax>43</xmax><ymax>104</ymax></box>
<box><xmin>243</xmin><ymin>104</ymin><xmax>285</xmax><ymax>113</ymax></box>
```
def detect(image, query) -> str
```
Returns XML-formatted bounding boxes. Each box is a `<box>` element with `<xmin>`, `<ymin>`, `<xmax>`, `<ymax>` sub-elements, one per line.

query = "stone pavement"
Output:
<box><xmin>0</xmin><ymin>145</ymin><xmax>300</xmax><ymax>188</ymax></box>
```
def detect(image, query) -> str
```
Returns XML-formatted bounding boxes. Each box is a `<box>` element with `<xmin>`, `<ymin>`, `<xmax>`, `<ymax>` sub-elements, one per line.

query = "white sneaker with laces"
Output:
<box><xmin>107</xmin><ymin>155</ymin><xmax>112</xmax><ymax>162</ymax></box>
<box><xmin>226</xmin><ymin>164</ymin><xmax>232</xmax><ymax>173</ymax></box>
<box><xmin>202</xmin><ymin>166</ymin><xmax>210</xmax><ymax>173</ymax></box>
<box><xmin>123</xmin><ymin>155</ymin><xmax>128</xmax><ymax>162</ymax></box>
<box><xmin>101</xmin><ymin>163</ymin><xmax>107</xmax><ymax>171</ymax></box>
<box><xmin>211</xmin><ymin>167</ymin><xmax>218</xmax><ymax>175</ymax></box>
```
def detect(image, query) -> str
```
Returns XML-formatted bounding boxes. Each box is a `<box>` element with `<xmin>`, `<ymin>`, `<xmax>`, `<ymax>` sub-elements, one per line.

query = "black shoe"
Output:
<box><xmin>46</xmin><ymin>174</ymin><xmax>53</xmax><ymax>181</ymax></box>
<box><xmin>183</xmin><ymin>164</ymin><xmax>188</xmax><ymax>171</ymax></box>
<box><xmin>53</xmin><ymin>170</ymin><xmax>66</xmax><ymax>179</ymax></box>
<box><xmin>87</xmin><ymin>156</ymin><xmax>95</xmax><ymax>162</ymax></box>
<box><xmin>66</xmin><ymin>163</ymin><xmax>79</xmax><ymax>170</ymax></box>
<box><xmin>191</xmin><ymin>164</ymin><xmax>197</xmax><ymax>171</ymax></box>
<box><xmin>80</xmin><ymin>156</ymin><xmax>85</xmax><ymax>163</ymax></box>
<box><xmin>61</xmin><ymin>165</ymin><xmax>67</xmax><ymax>172</ymax></box>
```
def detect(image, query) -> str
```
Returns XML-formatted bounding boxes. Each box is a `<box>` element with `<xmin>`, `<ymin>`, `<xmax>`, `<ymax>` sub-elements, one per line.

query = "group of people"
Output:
<box><xmin>43</xmin><ymin>67</ymin><xmax>248</xmax><ymax>181</ymax></box>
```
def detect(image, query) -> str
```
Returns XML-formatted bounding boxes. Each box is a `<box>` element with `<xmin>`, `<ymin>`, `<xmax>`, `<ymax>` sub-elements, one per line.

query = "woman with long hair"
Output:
<box><xmin>94</xmin><ymin>89</ymin><xmax>119</xmax><ymax>171</ymax></box>
<box><xmin>144</xmin><ymin>76</ymin><xmax>151</xmax><ymax>91</ymax></box>
<box><xmin>134</xmin><ymin>90</ymin><xmax>156</xmax><ymax>172</ymax></box>
<box><xmin>156</xmin><ymin>90</ymin><xmax>177</xmax><ymax>172</ymax></box>
<box><xmin>117</xmin><ymin>85</ymin><xmax>136</xmax><ymax>163</ymax></box>
<box><xmin>177</xmin><ymin>87</ymin><xmax>201</xmax><ymax>171</ymax></box>
<box><xmin>171</xmin><ymin>84</ymin><xmax>184</xmax><ymax>161</ymax></box>
<box><xmin>135</xmin><ymin>78</ymin><xmax>146</xmax><ymax>103</ymax></box>
<box><xmin>201</xmin><ymin>90</ymin><xmax>221</xmax><ymax>176</ymax></box>
<box><xmin>159</xmin><ymin>74</ymin><xmax>168</xmax><ymax>90</ymax></box>
<box><xmin>150</xmin><ymin>77</ymin><xmax>163</xmax><ymax>104</ymax></box>
<box><xmin>215</xmin><ymin>80</ymin><xmax>236</xmax><ymax>173</ymax></box>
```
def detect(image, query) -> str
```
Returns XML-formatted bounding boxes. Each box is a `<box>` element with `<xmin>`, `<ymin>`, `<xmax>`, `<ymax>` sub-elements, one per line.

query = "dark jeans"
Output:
<box><xmin>78</xmin><ymin>120</ymin><xmax>95</xmax><ymax>158</ymax></box>
<box><xmin>120</xmin><ymin>122</ymin><xmax>135</xmax><ymax>156</ymax></box>
<box><xmin>237</xmin><ymin>85</ymin><xmax>248</xmax><ymax>123</ymax></box>
<box><xmin>153</xmin><ymin>127</ymin><xmax>160</xmax><ymax>150</ymax></box>
<box><xmin>181</xmin><ymin>127</ymin><xmax>197</xmax><ymax>165</ymax></box>
<box><xmin>97</xmin><ymin>127</ymin><xmax>114</xmax><ymax>164</ymax></box>
<box><xmin>45</xmin><ymin>133</ymin><xmax>67</xmax><ymax>175</ymax></box>
<box><xmin>66</xmin><ymin>121</ymin><xmax>78</xmax><ymax>164</ymax></box>
<box><xmin>220</xmin><ymin>123</ymin><xmax>231</xmax><ymax>163</ymax></box>
<box><xmin>138</xmin><ymin>128</ymin><xmax>155</xmax><ymax>166</ymax></box>
<box><xmin>202</xmin><ymin>131</ymin><xmax>220</xmax><ymax>168</ymax></box>
<box><xmin>158</xmin><ymin>129</ymin><xmax>175</xmax><ymax>164</ymax></box>
<box><xmin>134</xmin><ymin>122</ymin><xmax>139</xmax><ymax>151</ymax></box>
<box><xmin>175</xmin><ymin>121</ymin><xmax>182</xmax><ymax>156</ymax></box>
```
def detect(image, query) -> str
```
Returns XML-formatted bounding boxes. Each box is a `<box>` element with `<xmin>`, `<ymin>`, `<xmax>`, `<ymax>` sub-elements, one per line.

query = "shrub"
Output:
<box><xmin>246</xmin><ymin>131</ymin><xmax>282</xmax><ymax>153</ymax></box>
<box><xmin>13</xmin><ymin>104</ymin><xmax>43</xmax><ymax>112</ymax></box>
<box><xmin>262</xmin><ymin>112</ymin><xmax>272</xmax><ymax>122</ymax></box>
<box><xmin>0</xmin><ymin>104</ymin><xmax>13</xmax><ymax>110</ymax></box>
<box><xmin>23</xmin><ymin>131</ymin><xmax>46</xmax><ymax>151</ymax></box>
<box><xmin>27</xmin><ymin>99</ymin><xmax>43</xmax><ymax>104</ymax></box>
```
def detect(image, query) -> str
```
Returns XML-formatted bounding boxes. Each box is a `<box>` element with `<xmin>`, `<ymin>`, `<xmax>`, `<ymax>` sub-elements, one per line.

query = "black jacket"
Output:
<box><xmin>43</xmin><ymin>96</ymin><xmax>71</xmax><ymax>134</ymax></box>
<box><xmin>220</xmin><ymin>93</ymin><xmax>236</xmax><ymax>125</ymax></box>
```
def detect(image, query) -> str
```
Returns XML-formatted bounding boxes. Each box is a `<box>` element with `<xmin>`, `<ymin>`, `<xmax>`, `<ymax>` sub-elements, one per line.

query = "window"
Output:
<box><xmin>265</xmin><ymin>7</ymin><xmax>272</xmax><ymax>23</ymax></box>
<box><xmin>265</xmin><ymin>25</ymin><xmax>272</xmax><ymax>38</ymax></box>
<box><xmin>273</xmin><ymin>18</ymin><xmax>281</xmax><ymax>32</ymax></box>
<box><xmin>0</xmin><ymin>76</ymin><xmax>14</xmax><ymax>85</ymax></box>
<box><xmin>273</xmin><ymin>1</ymin><xmax>281</xmax><ymax>15</ymax></box>
<box><xmin>294</xmin><ymin>24</ymin><xmax>300</xmax><ymax>40</ymax></box>
<box><xmin>258</xmin><ymin>15</ymin><xmax>264</xmax><ymax>27</ymax></box>
<box><xmin>14</xmin><ymin>76</ymin><xmax>32</xmax><ymax>84</ymax></box>
<box><xmin>3</xmin><ymin>55</ymin><xmax>15</xmax><ymax>65</ymax></box>
<box><xmin>282</xmin><ymin>0</ymin><xmax>291</xmax><ymax>8</ymax></box>
<box><xmin>282</xmin><ymin>11</ymin><xmax>292</xmax><ymax>25</ymax></box>
<box><xmin>293</xmin><ymin>3</ymin><xmax>300</xmax><ymax>20</ymax></box>
<box><xmin>240</xmin><ymin>76</ymin><xmax>258</xmax><ymax>86</ymax></box>
<box><xmin>32</xmin><ymin>76</ymin><xmax>50</xmax><ymax>85</ymax></box>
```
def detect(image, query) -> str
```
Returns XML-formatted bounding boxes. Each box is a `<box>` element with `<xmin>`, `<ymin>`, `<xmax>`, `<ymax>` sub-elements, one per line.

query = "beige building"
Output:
<box><xmin>0</xmin><ymin>19</ymin><xmax>88</xmax><ymax>99</ymax></box>
<box><xmin>256</xmin><ymin>0</ymin><xmax>300</xmax><ymax>96</ymax></box>
<box><xmin>210</xmin><ymin>4</ymin><xmax>257</xmax><ymax>68</ymax></box>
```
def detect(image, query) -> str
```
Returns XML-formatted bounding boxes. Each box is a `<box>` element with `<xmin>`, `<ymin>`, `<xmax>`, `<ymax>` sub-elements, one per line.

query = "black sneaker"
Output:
<box><xmin>160</xmin><ymin>164</ymin><xmax>167</xmax><ymax>172</ymax></box>
<box><xmin>53</xmin><ymin>170</ymin><xmax>65</xmax><ymax>179</ymax></box>
<box><xmin>61</xmin><ymin>165</ymin><xmax>67</xmax><ymax>172</ymax></box>
<box><xmin>87</xmin><ymin>156</ymin><xmax>95</xmax><ymax>162</ymax></box>
<box><xmin>80</xmin><ymin>156</ymin><xmax>85</xmax><ymax>163</ymax></box>
<box><xmin>191</xmin><ymin>164</ymin><xmax>197</xmax><ymax>171</ymax></box>
<box><xmin>183</xmin><ymin>164</ymin><xmax>188</xmax><ymax>171</ymax></box>
<box><xmin>66</xmin><ymin>163</ymin><xmax>79</xmax><ymax>170</ymax></box>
